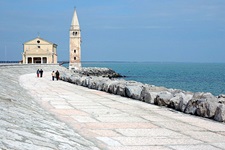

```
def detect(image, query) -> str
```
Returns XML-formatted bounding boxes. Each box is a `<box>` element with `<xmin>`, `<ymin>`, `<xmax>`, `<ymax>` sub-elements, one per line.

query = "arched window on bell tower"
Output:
<box><xmin>73</xmin><ymin>32</ymin><xmax>78</xmax><ymax>36</ymax></box>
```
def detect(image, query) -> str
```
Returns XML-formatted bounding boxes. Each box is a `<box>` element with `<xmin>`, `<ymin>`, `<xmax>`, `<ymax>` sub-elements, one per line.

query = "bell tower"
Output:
<box><xmin>69</xmin><ymin>9</ymin><xmax>81</xmax><ymax>70</ymax></box>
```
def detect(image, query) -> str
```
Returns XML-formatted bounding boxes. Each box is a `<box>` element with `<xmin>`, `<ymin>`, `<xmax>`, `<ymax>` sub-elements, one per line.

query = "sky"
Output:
<box><xmin>0</xmin><ymin>0</ymin><xmax>224</xmax><ymax>63</ymax></box>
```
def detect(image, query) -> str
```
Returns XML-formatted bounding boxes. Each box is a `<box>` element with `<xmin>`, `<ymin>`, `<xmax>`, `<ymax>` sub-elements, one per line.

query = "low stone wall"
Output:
<box><xmin>60</xmin><ymin>69</ymin><xmax>225</xmax><ymax>123</ymax></box>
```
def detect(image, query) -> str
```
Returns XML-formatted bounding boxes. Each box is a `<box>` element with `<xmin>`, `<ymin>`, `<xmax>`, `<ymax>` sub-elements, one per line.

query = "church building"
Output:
<box><xmin>22</xmin><ymin>37</ymin><xmax>58</xmax><ymax>64</ymax></box>
<box><xmin>21</xmin><ymin>8</ymin><xmax>81</xmax><ymax>66</ymax></box>
<box><xmin>69</xmin><ymin>9</ymin><xmax>82</xmax><ymax>70</ymax></box>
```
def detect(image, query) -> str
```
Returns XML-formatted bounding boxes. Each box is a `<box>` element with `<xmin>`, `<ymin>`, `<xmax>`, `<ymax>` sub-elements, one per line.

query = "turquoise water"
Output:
<box><xmin>65</xmin><ymin>62</ymin><xmax>225</xmax><ymax>96</ymax></box>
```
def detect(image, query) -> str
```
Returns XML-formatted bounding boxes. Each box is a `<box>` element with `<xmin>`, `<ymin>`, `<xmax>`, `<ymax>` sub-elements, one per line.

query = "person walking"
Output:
<box><xmin>40</xmin><ymin>69</ymin><xmax>43</xmax><ymax>77</ymax></box>
<box><xmin>55</xmin><ymin>70</ymin><xmax>60</xmax><ymax>81</ymax></box>
<box><xmin>51</xmin><ymin>71</ymin><xmax>55</xmax><ymax>81</ymax></box>
<box><xmin>36</xmin><ymin>69</ymin><xmax>40</xmax><ymax>78</ymax></box>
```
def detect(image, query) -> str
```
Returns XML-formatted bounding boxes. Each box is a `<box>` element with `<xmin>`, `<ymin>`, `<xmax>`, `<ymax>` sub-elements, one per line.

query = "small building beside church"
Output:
<box><xmin>22</xmin><ymin>37</ymin><xmax>57</xmax><ymax>64</ymax></box>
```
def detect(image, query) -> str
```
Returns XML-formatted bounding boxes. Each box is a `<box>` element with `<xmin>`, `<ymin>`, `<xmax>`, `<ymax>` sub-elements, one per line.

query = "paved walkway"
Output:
<box><xmin>20</xmin><ymin>72</ymin><xmax>225</xmax><ymax>150</ymax></box>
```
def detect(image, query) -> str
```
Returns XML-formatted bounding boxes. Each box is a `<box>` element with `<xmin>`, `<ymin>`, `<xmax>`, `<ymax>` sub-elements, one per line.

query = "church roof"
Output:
<box><xmin>70</xmin><ymin>9</ymin><xmax>80</xmax><ymax>30</ymax></box>
<box><xmin>23</xmin><ymin>37</ymin><xmax>57</xmax><ymax>46</ymax></box>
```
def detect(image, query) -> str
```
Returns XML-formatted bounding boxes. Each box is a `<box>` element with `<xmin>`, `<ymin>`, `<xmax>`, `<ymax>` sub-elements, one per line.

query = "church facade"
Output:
<box><xmin>22</xmin><ymin>37</ymin><xmax>57</xmax><ymax>64</ymax></box>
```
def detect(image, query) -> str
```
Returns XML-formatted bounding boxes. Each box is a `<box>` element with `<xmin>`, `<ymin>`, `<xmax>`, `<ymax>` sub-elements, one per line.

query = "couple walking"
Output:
<box><xmin>51</xmin><ymin>70</ymin><xmax>60</xmax><ymax>81</ymax></box>
<box><xmin>37</xmin><ymin>69</ymin><xmax>43</xmax><ymax>78</ymax></box>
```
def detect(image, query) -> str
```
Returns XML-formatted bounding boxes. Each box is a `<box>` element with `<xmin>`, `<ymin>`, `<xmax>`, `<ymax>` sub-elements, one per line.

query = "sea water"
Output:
<box><xmin>65</xmin><ymin>62</ymin><xmax>225</xmax><ymax>96</ymax></box>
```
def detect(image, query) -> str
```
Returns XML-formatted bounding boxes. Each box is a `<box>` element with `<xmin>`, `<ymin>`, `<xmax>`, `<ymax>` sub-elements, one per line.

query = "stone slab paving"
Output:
<box><xmin>0</xmin><ymin>65</ymin><xmax>98</xmax><ymax>150</ymax></box>
<box><xmin>19</xmin><ymin>71</ymin><xmax>225</xmax><ymax>150</ymax></box>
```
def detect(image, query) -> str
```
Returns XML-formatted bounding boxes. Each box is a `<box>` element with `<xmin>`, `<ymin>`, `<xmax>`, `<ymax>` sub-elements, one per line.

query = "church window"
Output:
<box><xmin>74</xmin><ymin>50</ymin><xmax>76</xmax><ymax>53</ymax></box>
<box><xmin>73</xmin><ymin>32</ymin><xmax>78</xmax><ymax>36</ymax></box>
<box><xmin>28</xmin><ymin>57</ymin><xmax>32</xmax><ymax>64</ymax></box>
<box><xmin>37</xmin><ymin>40</ymin><xmax>40</xmax><ymax>43</ymax></box>
<box><xmin>74</xmin><ymin>57</ymin><xmax>76</xmax><ymax>60</ymax></box>
<box><xmin>43</xmin><ymin>57</ymin><xmax>47</xmax><ymax>63</ymax></box>
<box><xmin>38</xmin><ymin>46</ymin><xmax>41</xmax><ymax>48</ymax></box>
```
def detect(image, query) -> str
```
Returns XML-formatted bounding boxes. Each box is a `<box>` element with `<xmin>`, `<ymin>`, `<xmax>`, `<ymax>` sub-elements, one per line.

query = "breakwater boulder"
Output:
<box><xmin>73</xmin><ymin>67</ymin><xmax>123</xmax><ymax>78</ymax></box>
<box><xmin>60</xmin><ymin>69</ymin><xmax>225</xmax><ymax>123</ymax></box>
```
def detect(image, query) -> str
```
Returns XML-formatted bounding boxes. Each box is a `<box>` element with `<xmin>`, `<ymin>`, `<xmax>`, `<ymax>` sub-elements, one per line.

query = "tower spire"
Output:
<box><xmin>70</xmin><ymin>9</ymin><xmax>80</xmax><ymax>30</ymax></box>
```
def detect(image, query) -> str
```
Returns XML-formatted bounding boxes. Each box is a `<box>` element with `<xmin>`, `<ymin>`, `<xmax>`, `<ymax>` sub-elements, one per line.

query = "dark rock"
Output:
<box><xmin>125</xmin><ymin>86</ymin><xmax>143</xmax><ymax>100</ymax></box>
<box><xmin>116</xmin><ymin>82</ymin><xmax>126</xmax><ymax>97</ymax></box>
<box><xmin>102</xmin><ymin>80</ymin><xmax>111</xmax><ymax>92</ymax></box>
<box><xmin>169</xmin><ymin>93</ymin><xmax>184</xmax><ymax>110</ymax></box>
<box><xmin>154</xmin><ymin>91</ymin><xmax>173</xmax><ymax>106</ymax></box>
<box><xmin>108</xmin><ymin>81</ymin><xmax>119</xmax><ymax>94</ymax></box>
<box><xmin>218</xmin><ymin>95</ymin><xmax>225</xmax><ymax>104</ymax></box>
<box><xmin>140</xmin><ymin>86</ymin><xmax>152</xmax><ymax>103</ymax></box>
<box><xmin>214</xmin><ymin>104</ymin><xmax>225</xmax><ymax>122</ymax></box>
<box><xmin>74</xmin><ymin>67</ymin><xmax>123</xmax><ymax>78</ymax></box>
<box><xmin>178</xmin><ymin>93</ymin><xmax>193</xmax><ymax>112</ymax></box>
<box><xmin>195</xmin><ymin>99</ymin><xmax>218</xmax><ymax>118</ymax></box>
<box><xmin>218</xmin><ymin>94</ymin><xmax>225</xmax><ymax>98</ymax></box>
<box><xmin>193</xmin><ymin>92</ymin><xmax>218</xmax><ymax>102</ymax></box>
<box><xmin>184</xmin><ymin>99</ymin><xmax>198</xmax><ymax>115</ymax></box>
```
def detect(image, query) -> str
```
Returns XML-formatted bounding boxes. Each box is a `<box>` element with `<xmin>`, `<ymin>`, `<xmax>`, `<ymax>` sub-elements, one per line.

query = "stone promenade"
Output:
<box><xmin>0</xmin><ymin>65</ymin><xmax>97</xmax><ymax>150</ymax></box>
<box><xmin>1</xmin><ymin>65</ymin><xmax>225</xmax><ymax>150</ymax></box>
<box><xmin>20</xmin><ymin>71</ymin><xmax>225</xmax><ymax>149</ymax></box>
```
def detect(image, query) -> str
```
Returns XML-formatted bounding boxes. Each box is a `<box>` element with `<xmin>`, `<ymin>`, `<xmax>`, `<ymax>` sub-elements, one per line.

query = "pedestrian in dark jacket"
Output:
<box><xmin>55</xmin><ymin>70</ymin><xmax>60</xmax><ymax>81</ymax></box>
<box><xmin>40</xmin><ymin>69</ymin><xmax>43</xmax><ymax>77</ymax></box>
<box><xmin>36</xmin><ymin>69</ymin><xmax>40</xmax><ymax>77</ymax></box>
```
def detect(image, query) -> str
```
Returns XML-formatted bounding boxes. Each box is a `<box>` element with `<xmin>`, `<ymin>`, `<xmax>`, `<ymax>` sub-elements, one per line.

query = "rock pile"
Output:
<box><xmin>60</xmin><ymin>70</ymin><xmax>225</xmax><ymax>123</ymax></box>
<box><xmin>73</xmin><ymin>67</ymin><xmax>123</xmax><ymax>78</ymax></box>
